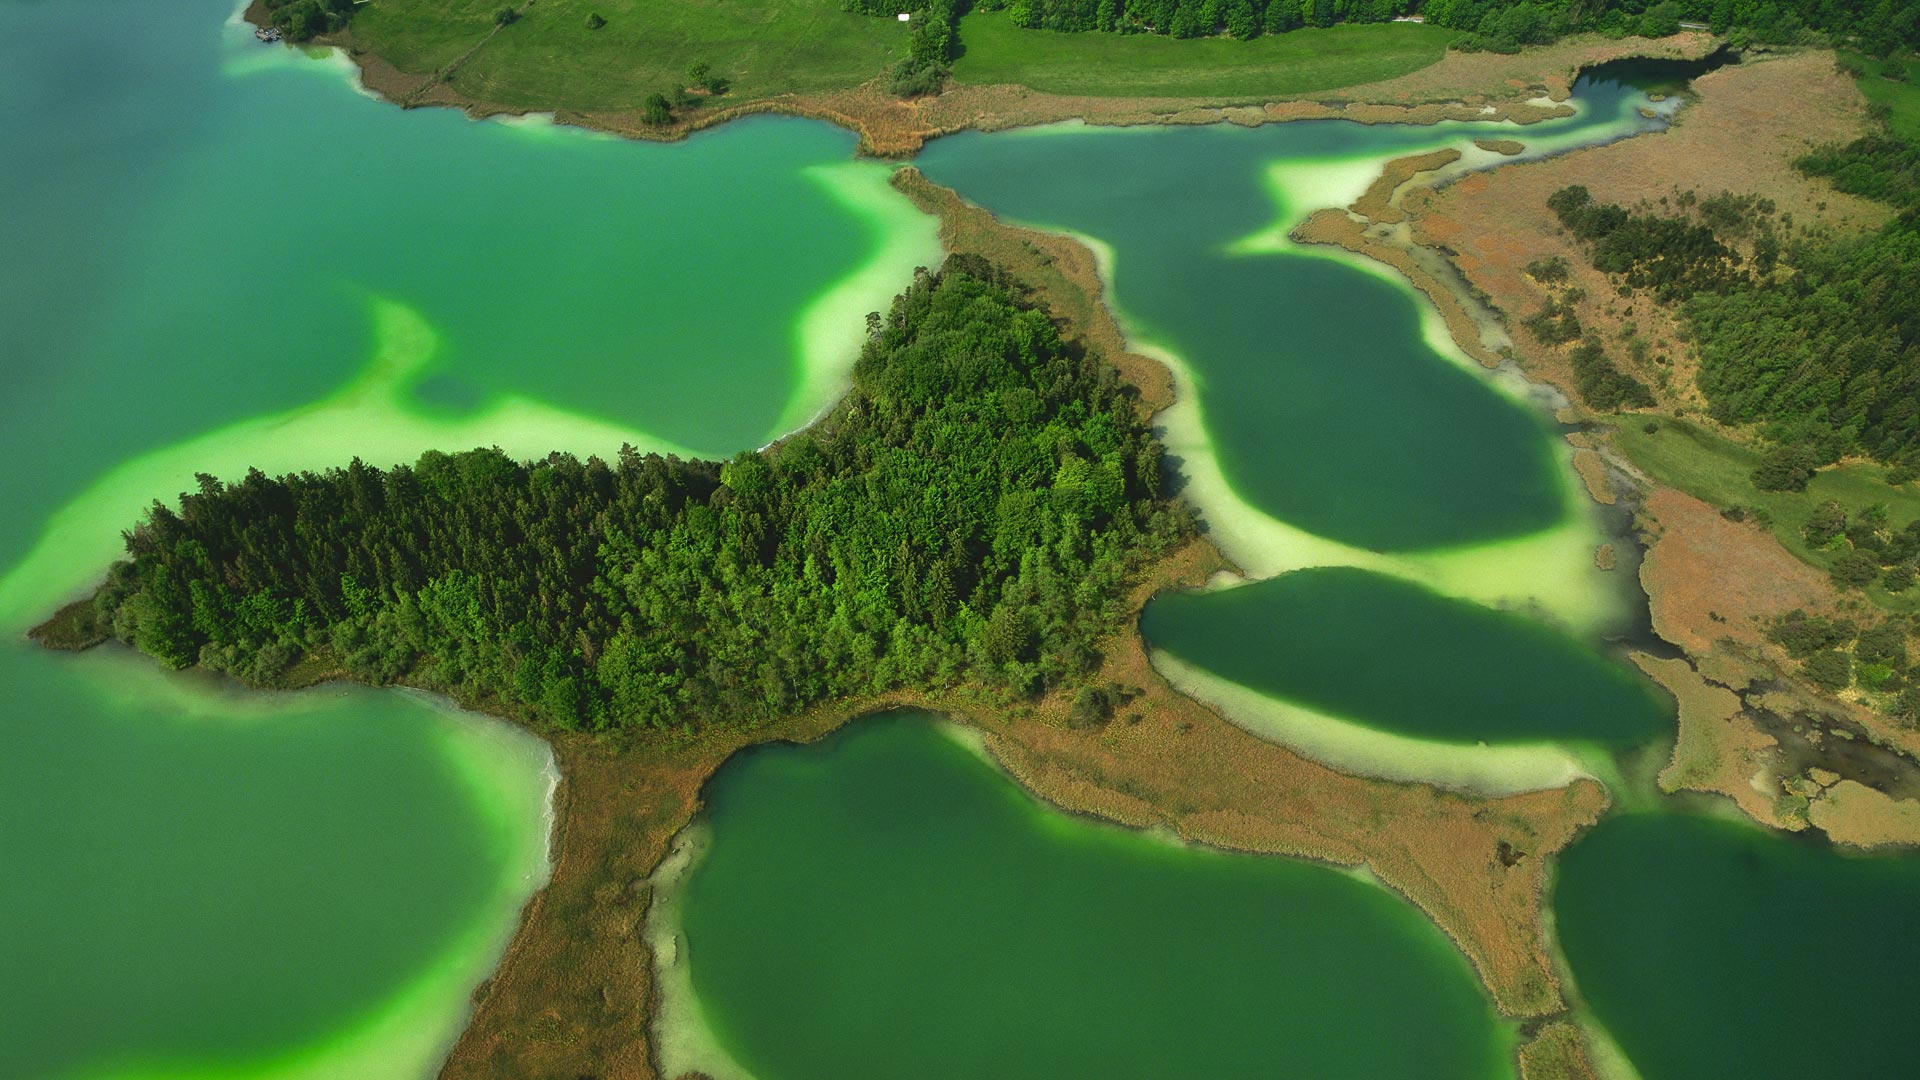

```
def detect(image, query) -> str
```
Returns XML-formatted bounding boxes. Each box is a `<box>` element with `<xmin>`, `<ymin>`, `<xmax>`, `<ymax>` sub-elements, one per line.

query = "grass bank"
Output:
<box><xmin>1843</xmin><ymin>52</ymin><xmax>1920</xmax><ymax>139</ymax></box>
<box><xmin>348</xmin><ymin>0</ymin><xmax>906</xmax><ymax>111</ymax></box>
<box><xmin>1611</xmin><ymin>417</ymin><xmax>1920</xmax><ymax>613</ymax></box>
<box><xmin>951</xmin><ymin>13</ymin><xmax>1457</xmax><ymax>98</ymax></box>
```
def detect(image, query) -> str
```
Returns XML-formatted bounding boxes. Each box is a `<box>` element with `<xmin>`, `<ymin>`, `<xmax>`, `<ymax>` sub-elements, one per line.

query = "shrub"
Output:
<box><xmin>643</xmin><ymin>93</ymin><xmax>672</xmax><ymax>126</ymax></box>
<box><xmin>1769</xmin><ymin>610</ymin><xmax>1857</xmax><ymax>657</ymax></box>
<box><xmin>1752</xmin><ymin>445</ymin><xmax>1816</xmax><ymax>492</ymax></box>
<box><xmin>1803</xmin><ymin>649</ymin><xmax>1854</xmax><ymax>691</ymax></box>
<box><xmin>1803</xmin><ymin>501</ymin><xmax>1849</xmax><ymax>546</ymax></box>
<box><xmin>494</xmin><ymin>6</ymin><xmax>519</xmax><ymax>26</ymax></box>
<box><xmin>585</xmin><ymin>12</ymin><xmax>606</xmax><ymax>29</ymax></box>
<box><xmin>1832</xmin><ymin>551</ymin><xmax>1883</xmax><ymax>588</ymax></box>
<box><xmin>1857</xmin><ymin>622</ymin><xmax>1911</xmax><ymax>667</ymax></box>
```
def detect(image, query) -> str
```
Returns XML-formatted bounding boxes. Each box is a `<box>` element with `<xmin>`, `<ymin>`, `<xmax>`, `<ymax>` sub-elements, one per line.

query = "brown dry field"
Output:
<box><xmin>1637</xmin><ymin>487</ymin><xmax>1835</xmax><ymax>661</ymax></box>
<box><xmin>432</xmin><ymin>172</ymin><xmax>1619</xmax><ymax>1080</ymax></box>
<box><xmin>1635</xmin><ymin>651</ymin><xmax>1797</xmax><ymax>830</ymax></box>
<box><xmin>1518</xmin><ymin>1018</ymin><xmax>1602</xmax><ymax>1080</ymax></box>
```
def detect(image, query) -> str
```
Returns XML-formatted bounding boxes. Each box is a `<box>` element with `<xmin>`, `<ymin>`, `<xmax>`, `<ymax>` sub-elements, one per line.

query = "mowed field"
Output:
<box><xmin>1844</xmin><ymin>52</ymin><xmax>1920</xmax><ymax>139</ymax></box>
<box><xmin>950</xmin><ymin>13</ymin><xmax>1457</xmax><ymax>97</ymax></box>
<box><xmin>349</xmin><ymin>0</ymin><xmax>907</xmax><ymax>110</ymax></box>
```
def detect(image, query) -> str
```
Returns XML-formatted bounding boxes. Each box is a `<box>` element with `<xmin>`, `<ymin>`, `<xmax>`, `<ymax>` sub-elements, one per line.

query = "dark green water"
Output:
<box><xmin>1140</xmin><ymin>567</ymin><xmax>1669</xmax><ymax>745</ymax></box>
<box><xmin>674</xmin><ymin>715</ymin><xmax>1514</xmax><ymax>1080</ymax></box>
<box><xmin>1555</xmin><ymin>813</ymin><xmax>1920</xmax><ymax>1079</ymax></box>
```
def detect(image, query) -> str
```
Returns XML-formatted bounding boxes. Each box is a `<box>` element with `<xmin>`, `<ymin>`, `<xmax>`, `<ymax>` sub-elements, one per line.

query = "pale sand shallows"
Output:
<box><xmin>1150</xmin><ymin>649</ymin><xmax>1595</xmax><ymax>796</ymax></box>
<box><xmin>0</xmin><ymin>299</ymin><xmax>696</xmax><ymax>637</ymax></box>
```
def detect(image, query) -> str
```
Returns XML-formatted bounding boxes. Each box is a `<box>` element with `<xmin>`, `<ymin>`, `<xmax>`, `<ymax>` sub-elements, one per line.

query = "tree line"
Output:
<box><xmin>80</xmin><ymin>259</ymin><xmax>1193</xmax><ymax>734</ymax></box>
<box><xmin>844</xmin><ymin>1</ymin><xmax>1920</xmax><ymax>56</ymax></box>
<box><xmin>261</xmin><ymin>0</ymin><xmax>357</xmax><ymax>43</ymax></box>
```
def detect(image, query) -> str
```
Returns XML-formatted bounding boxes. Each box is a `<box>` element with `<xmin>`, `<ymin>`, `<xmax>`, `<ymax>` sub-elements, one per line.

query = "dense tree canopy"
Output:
<box><xmin>847</xmin><ymin>0</ymin><xmax>1920</xmax><ymax>54</ymax></box>
<box><xmin>89</xmin><ymin>259</ymin><xmax>1192</xmax><ymax>732</ymax></box>
<box><xmin>261</xmin><ymin>0</ymin><xmax>356</xmax><ymax>43</ymax></box>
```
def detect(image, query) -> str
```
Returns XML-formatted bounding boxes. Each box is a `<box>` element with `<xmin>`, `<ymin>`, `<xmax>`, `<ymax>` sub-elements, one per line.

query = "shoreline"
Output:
<box><xmin>256</xmin><ymin>0</ymin><xmax>1718</xmax><ymax>159</ymax></box>
<box><xmin>55</xmin><ymin>21</ymin><xmax>1749</xmax><ymax>1079</ymax></box>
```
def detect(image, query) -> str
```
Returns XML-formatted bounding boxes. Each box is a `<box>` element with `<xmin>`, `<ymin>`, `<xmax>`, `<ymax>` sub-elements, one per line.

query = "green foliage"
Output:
<box><xmin>261</xmin><ymin>0</ymin><xmax>355</xmax><ymax>43</ymax></box>
<box><xmin>93</xmin><ymin>260</ymin><xmax>1191</xmax><ymax>733</ymax></box>
<box><xmin>1769</xmin><ymin>609</ymin><xmax>1858</xmax><ymax>658</ymax></box>
<box><xmin>1803</xmin><ymin>648</ymin><xmax>1855</xmax><ymax>691</ymax></box>
<box><xmin>1803</xmin><ymin>500</ymin><xmax>1850</xmax><ymax>547</ymax></box>
<box><xmin>1523</xmin><ymin>297</ymin><xmax>1582</xmax><ymax>345</ymax></box>
<box><xmin>1798</xmin><ymin>135</ymin><xmax>1920</xmax><ymax>210</ymax></box>
<box><xmin>586</xmin><ymin>12</ymin><xmax>607</xmax><ymax>29</ymax></box>
<box><xmin>494</xmin><ymin>6</ymin><xmax>520</xmax><ymax>26</ymax></box>
<box><xmin>1752</xmin><ymin>445</ymin><xmax>1817</xmax><ymax>492</ymax></box>
<box><xmin>643</xmin><ymin>92</ymin><xmax>672</xmax><ymax>125</ymax></box>
<box><xmin>1547</xmin><ymin>185</ymin><xmax>1745</xmax><ymax>303</ymax></box>
<box><xmin>1568</xmin><ymin>338</ymin><xmax>1655</xmax><ymax>411</ymax></box>
<box><xmin>1525</xmin><ymin>255</ymin><xmax>1572</xmax><ymax>285</ymax></box>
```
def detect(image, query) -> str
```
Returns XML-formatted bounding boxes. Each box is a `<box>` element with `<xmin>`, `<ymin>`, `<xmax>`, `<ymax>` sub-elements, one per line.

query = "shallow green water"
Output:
<box><xmin>670</xmin><ymin>715</ymin><xmax>1514</xmax><ymax>1080</ymax></box>
<box><xmin>1140</xmin><ymin>567</ymin><xmax>1669</xmax><ymax>745</ymax></box>
<box><xmin>1555</xmin><ymin>813</ymin><xmax>1920</xmax><ymax>1079</ymax></box>
<box><xmin>0</xmin><ymin>646</ymin><xmax>553</xmax><ymax>1080</ymax></box>
<box><xmin>0</xmin><ymin>0</ymin><xmax>934</xmax><ymax>580</ymax></box>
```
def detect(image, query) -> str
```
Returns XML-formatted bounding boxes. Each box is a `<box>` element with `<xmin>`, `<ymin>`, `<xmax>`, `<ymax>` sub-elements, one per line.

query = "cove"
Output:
<box><xmin>0</xmin><ymin>0</ymin><xmax>937</xmax><ymax>578</ymax></box>
<box><xmin>0</xmin><ymin>645</ymin><xmax>554</xmax><ymax>1080</ymax></box>
<box><xmin>662</xmin><ymin>714</ymin><xmax>1515</xmax><ymax>1080</ymax></box>
<box><xmin>913</xmin><ymin>71</ymin><xmax>1676</xmax><ymax>554</ymax></box>
<box><xmin>1554</xmin><ymin>812</ymin><xmax>1920</xmax><ymax>1079</ymax></box>
<box><xmin>1140</xmin><ymin>567</ymin><xmax>1670</xmax><ymax>746</ymax></box>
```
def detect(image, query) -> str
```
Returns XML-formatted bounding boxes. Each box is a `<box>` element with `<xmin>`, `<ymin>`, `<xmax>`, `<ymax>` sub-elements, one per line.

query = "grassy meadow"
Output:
<box><xmin>1612</xmin><ymin>417</ymin><xmax>1920</xmax><ymax>612</ymax></box>
<box><xmin>349</xmin><ymin>0</ymin><xmax>907</xmax><ymax>110</ymax></box>
<box><xmin>950</xmin><ymin>13</ymin><xmax>1457</xmax><ymax>98</ymax></box>
<box><xmin>1843</xmin><ymin>52</ymin><xmax>1920</xmax><ymax>139</ymax></box>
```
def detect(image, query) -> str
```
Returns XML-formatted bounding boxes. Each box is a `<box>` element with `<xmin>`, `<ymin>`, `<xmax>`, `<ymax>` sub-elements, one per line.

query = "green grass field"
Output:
<box><xmin>950</xmin><ymin>14</ymin><xmax>1457</xmax><ymax>98</ymax></box>
<box><xmin>1611</xmin><ymin>417</ymin><xmax>1920</xmax><ymax>613</ymax></box>
<box><xmin>350</xmin><ymin>0</ymin><xmax>907</xmax><ymax>111</ymax></box>
<box><xmin>1843</xmin><ymin>52</ymin><xmax>1920</xmax><ymax>139</ymax></box>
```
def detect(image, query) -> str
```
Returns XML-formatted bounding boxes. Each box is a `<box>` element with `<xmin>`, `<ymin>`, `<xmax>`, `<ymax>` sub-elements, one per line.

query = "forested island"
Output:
<box><xmin>43</xmin><ymin>259</ymin><xmax>1190</xmax><ymax>732</ymax></box>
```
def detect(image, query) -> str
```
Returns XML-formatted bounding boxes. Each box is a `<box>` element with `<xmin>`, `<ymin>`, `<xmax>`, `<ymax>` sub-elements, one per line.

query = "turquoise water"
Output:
<box><xmin>671</xmin><ymin>715</ymin><xmax>1515</xmax><ymax>1080</ymax></box>
<box><xmin>0</xmin><ymin>1</ymin><xmax>931</xmax><ymax>1077</ymax></box>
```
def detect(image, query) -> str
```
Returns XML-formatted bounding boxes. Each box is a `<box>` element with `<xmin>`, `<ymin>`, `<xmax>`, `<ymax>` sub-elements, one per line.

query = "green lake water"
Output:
<box><xmin>667</xmin><ymin>715</ymin><xmax>1515</xmax><ymax>1080</ymax></box>
<box><xmin>1555</xmin><ymin>813</ymin><xmax>1920</xmax><ymax>1079</ymax></box>
<box><xmin>11</xmin><ymin>7</ymin><xmax>1920</xmax><ymax>1078</ymax></box>
<box><xmin>0</xmin><ymin>646</ymin><xmax>554</xmax><ymax>1080</ymax></box>
<box><xmin>1140</xmin><ymin>567</ymin><xmax>1669</xmax><ymax>746</ymax></box>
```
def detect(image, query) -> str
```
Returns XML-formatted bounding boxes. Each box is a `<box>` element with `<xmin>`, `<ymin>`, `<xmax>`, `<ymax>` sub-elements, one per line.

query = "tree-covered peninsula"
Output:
<box><xmin>64</xmin><ymin>259</ymin><xmax>1192</xmax><ymax>732</ymax></box>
